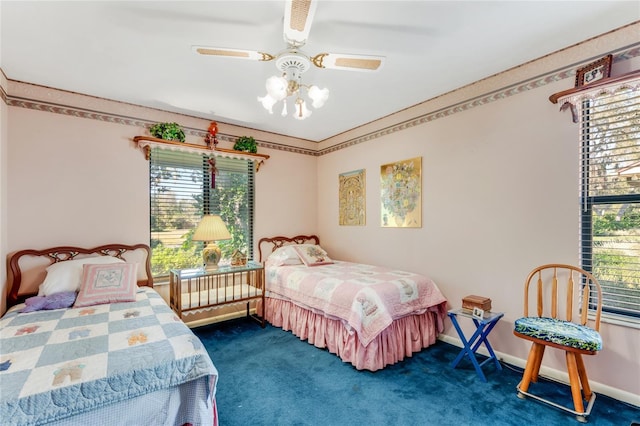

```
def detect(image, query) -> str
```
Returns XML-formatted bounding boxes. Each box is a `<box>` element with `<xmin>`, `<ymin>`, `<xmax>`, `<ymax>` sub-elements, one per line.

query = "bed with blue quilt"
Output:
<box><xmin>1</xmin><ymin>243</ymin><xmax>218</xmax><ymax>426</ymax></box>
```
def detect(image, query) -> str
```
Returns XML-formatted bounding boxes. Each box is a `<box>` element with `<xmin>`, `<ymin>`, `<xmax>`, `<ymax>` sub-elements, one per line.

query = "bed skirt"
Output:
<box><xmin>264</xmin><ymin>297</ymin><xmax>446</xmax><ymax>371</ymax></box>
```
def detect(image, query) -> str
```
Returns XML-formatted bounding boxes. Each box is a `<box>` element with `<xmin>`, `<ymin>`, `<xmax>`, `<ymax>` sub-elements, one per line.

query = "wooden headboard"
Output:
<box><xmin>257</xmin><ymin>235</ymin><xmax>320</xmax><ymax>262</ymax></box>
<box><xmin>7</xmin><ymin>243</ymin><xmax>153</xmax><ymax>308</ymax></box>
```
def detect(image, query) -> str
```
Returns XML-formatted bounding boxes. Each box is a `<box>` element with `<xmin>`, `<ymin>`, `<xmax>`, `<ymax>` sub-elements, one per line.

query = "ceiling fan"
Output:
<box><xmin>192</xmin><ymin>0</ymin><xmax>385</xmax><ymax>119</ymax></box>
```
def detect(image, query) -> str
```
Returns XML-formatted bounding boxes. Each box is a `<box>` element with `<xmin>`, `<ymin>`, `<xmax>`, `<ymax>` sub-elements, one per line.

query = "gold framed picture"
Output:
<box><xmin>339</xmin><ymin>169</ymin><xmax>366</xmax><ymax>226</ymax></box>
<box><xmin>380</xmin><ymin>157</ymin><xmax>421</xmax><ymax>228</ymax></box>
<box><xmin>575</xmin><ymin>55</ymin><xmax>612</xmax><ymax>88</ymax></box>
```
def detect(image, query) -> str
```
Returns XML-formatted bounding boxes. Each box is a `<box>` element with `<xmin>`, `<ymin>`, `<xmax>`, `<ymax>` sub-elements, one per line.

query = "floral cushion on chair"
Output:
<box><xmin>514</xmin><ymin>317</ymin><xmax>603</xmax><ymax>352</ymax></box>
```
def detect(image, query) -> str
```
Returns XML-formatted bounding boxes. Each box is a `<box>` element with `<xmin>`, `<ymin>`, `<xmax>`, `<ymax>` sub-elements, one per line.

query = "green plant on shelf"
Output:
<box><xmin>149</xmin><ymin>122</ymin><xmax>186</xmax><ymax>142</ymax></box>
<box><xmin>233</xmin><ymin>136</ymin><xmax>257</xmax><ymax>153</ymax></box>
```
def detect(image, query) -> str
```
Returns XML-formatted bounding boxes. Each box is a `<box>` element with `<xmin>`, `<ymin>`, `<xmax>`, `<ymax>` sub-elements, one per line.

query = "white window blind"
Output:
<box><xmin>559</xmin><ymin>76</ymin><xmax>640</xmax><ymax>319</ymax></box>
<box><xmin>149</xmin><ymin>147</ymin><xmax>255</xmax><ymax>277</ymax></box>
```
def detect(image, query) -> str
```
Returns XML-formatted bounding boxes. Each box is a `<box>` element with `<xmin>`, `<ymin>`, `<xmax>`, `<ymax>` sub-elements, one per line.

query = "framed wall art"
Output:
<box><xmin>339</xmin><ymin>169</ymin><xmax>366</xmax><ymax>226</ymax></box>
<box><xmin>380</xmin><ymin>157</ymin><xmax>422</xmax><ymax>228</ymax></box>
<box><xmin>575</xmin><ymin>54</ymin><xmax>612</xmax><ymax>88</ymax></box>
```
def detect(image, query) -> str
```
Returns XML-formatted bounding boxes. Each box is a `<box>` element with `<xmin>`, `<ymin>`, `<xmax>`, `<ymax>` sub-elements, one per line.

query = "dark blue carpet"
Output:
<box><xmin>193</xmin><ymin>318</ymin><xmax>639</xmax><ymax>426</ymax></box>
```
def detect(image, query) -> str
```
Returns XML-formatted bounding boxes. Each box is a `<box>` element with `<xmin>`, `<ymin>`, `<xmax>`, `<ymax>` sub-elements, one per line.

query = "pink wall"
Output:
<box><xmin>1</xmin><ymin>23</ymin><xmax>639</xmax><ymax>405</ymax></box>
<box><xmin>316</xmin><ymin>28</ymin><xmax>640</xmax><ymax>403</ymax></box>
<box><xmin>2</xmin><ymin>84</ymin><xmax>317</xmax><ymax>298</ymax></box>
<box><xmin>7</xmin><ymin>108</ymin><xmax>150</xmax><ymax>248</ymax></box>
<box><xmin>5</xmin><ymin>107</ymin><xmax>318</xmax><ymax>253</ymax></box>
<box><xmin>254</xmin><ymin>148</ymin><xmax>318</xmax><ymax>242</ymax></box>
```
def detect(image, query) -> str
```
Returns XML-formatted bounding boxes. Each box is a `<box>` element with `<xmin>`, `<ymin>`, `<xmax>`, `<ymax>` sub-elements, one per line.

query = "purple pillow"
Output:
<box><xmin>20</xmin><ymin>291</ymin><xmax>77</xmax><ymax>313</ymax></box>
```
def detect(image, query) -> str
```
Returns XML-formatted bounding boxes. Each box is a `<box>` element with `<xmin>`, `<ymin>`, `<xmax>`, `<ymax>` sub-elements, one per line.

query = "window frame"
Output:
<box><xmin>580</xmin><ymin>195</ymin><xmax>640</xmax><ymax>319</ymax></box>
<box><xmin>567</xmin><ymin>77</ymin><xmax>640</xmax><ymax>321</ymax></box>
<box><xmin>149</xmin><ymin>147</ymin><xmax>255</xmax><ymax>278</ymax></box>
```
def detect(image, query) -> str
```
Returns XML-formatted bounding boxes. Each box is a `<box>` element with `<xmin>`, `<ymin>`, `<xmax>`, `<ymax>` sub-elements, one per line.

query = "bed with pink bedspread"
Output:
<box><xmin>258</xmin><ymin>235</ymin><xmax>448</xmax><ymax>371</ymax></box>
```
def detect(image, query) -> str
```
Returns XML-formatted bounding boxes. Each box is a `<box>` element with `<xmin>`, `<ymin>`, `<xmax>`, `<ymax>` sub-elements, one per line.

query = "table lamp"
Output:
<box><xmin>192</xmin><ymin>214</ymin><xmax>232</xmax><ymax>270</ymax></box>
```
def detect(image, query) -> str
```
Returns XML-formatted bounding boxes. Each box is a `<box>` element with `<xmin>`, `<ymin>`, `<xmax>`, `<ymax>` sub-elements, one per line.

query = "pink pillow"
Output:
<box><xmin>293</xmin><ymin>245</ymin><xmax>333</xmax><ymax>267</ymax></box>
<box><xmin>74</xmin><ymin>263</ymin><xmax>139</xmax><ymax>307</ymax></box>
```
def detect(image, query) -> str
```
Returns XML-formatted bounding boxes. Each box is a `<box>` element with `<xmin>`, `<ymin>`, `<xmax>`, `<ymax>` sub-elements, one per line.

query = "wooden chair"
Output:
<box><xmin>513</xmin><ymin>264</ymin><xmax>603</xmax><ymax>423</ymax></box>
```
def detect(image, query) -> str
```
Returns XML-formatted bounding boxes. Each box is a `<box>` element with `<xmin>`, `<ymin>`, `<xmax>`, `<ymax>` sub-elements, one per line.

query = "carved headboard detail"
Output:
<box><xmin>257</xmin><ymin>235</ymin><xmax>320</xmax><ymax>262</ymax></box>
<box><xmin>7</xmin><ymin>243</ymin><xmax>153</xmax><ymax>308</ymax></box>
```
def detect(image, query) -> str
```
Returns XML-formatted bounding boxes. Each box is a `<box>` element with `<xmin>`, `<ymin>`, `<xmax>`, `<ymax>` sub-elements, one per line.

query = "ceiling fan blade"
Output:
<box><xmin>311</xmin><ymin>53</ymin><xmax>385</xmax><ymax>72</ymax></box>
<box><xmin>192</xmin><ymin>46</ymin><xmax>275</xmax><ymax>62</ymax></box>
<box><xmin>283</xmin><ymin>0</ymin><xmax>317</xmax><ymax>46</ymax></box>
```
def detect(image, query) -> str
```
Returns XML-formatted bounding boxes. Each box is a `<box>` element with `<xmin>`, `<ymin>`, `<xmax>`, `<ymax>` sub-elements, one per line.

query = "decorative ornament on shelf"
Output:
<box><xmin>574</xmin><ymin>54</ymin><xmax>612</xmax><ymax>88</ymax></box>
<box><xmin>233</xmin><ymin>136</ymin><xmax>258</xmax><ymax>153</ymax></box>
<box><xmin>205</xmin><ymin>121</ymin><xmax>218</xmax><ymax>149</ymax></box>
<box><xmin>231</xmin><ymin>249</ymin><xmax>248</xmax><ymax>267</ymax></box>
<box><xmin>208</xmin><ymin>157</ymin><xmax>217</xmax><ymax>189</ymax></box>
<box><xmin>149</xmin><ymin>122</ymin><xmax>186</xmax><ymax>142</ymax></box>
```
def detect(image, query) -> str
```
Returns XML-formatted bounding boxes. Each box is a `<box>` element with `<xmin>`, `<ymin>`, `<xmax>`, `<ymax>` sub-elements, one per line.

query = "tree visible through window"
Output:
<box><xmin>149</xmin><ymin>148</ymin><xmax>254</xmax><ymax>277</ymax></box>
<box><xmin>580</xmin><ymin>85</ymin><xmax>640</xmax><ymax>319</ymax></box>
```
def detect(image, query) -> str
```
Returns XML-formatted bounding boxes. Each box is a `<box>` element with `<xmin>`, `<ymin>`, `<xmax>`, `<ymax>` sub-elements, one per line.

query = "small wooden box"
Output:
<box><xmin>462</xmin><ymin>295</ymin><xmax>492</xmax><ymax>312</ymax></box>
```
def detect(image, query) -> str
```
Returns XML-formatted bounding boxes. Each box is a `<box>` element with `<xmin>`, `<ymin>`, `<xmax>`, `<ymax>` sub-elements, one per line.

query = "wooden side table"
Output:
<box><xmin>447</xmin><ymin>308</ymin><xmax>504</xmax><ymax>382</ymax></box>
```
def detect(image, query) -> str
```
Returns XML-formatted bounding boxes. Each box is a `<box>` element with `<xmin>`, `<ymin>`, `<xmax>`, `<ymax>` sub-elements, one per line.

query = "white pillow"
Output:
<box><xmin>266</xmin><ymin>246</ymin><xmax>303</xmax><ymax>266</ymax></box>
<box><xmin>38</xmin><ymin>256</ymin><xmax>125</xmax><ymax>296</ymax></box>
<box><xmin>266</xmin><ymin>244</ymin><xmax>330</xmax><ymax>266</ymax></box>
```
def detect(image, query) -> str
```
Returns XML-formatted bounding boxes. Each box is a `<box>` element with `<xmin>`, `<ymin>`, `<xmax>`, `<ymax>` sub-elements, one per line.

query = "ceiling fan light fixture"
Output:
<box><xmin>256</xmin><ymin>48</ymin><xmax>329</xmax><ymax>120</ymax></box>
<box><xmin>259</xmin><ymin>74</ymin><xmax>327</xmax><ymax>120</ymax></box>
<box><xmin>258</xmin><ymin>56</ymin><xmax>329</xmax><ymax>120</ymax></box>
<box><xmin>294</xmin><ymin>98</ymin><xmax>312</xmax><ymax>120</ymax></box>
<box><xmin>258</xmin><ymin>94</ymin><xmax>277</xmax><ymax>114</ymax></box>
<box><xmin>265</xmin><ymin>75</ymin><xmax>288</xmax><ymax>100</ymax></box>
<box><xmin>308</xmin><ymin>85</ymin><xmax>329</xmax><ymax>108</ymax></box>
<box><xmin>195</xmin><ymin>1</ymin><xmax>385</xmax><ymax>122</ymax></box>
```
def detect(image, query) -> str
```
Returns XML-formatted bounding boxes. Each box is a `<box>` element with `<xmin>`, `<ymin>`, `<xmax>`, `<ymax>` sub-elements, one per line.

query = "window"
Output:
<box><xmin>149</xmin><ymin>148</ymin><xmax>254</xmax><ymax>277</ymax></box>
<box><xmin>578</xmin><ymin>83</ymin><xmax>640</xmax><ymax>319</ymax></box>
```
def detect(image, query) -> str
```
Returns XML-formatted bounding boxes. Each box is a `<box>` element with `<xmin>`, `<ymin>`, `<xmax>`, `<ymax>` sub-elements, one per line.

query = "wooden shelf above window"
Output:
<box><xmin>548</xmin><ymin>69</ymin><xmax>640</xmax><ymax>123</ymax></box>
<box><xmin>133</xmin><ymin>136</ymin><xmax>270</xmax><ymax>171</ymax></box>
<box><xmin>549</xmin><ymin>69</ymin><xmax>640</xmax><ymax>104</ymax></box>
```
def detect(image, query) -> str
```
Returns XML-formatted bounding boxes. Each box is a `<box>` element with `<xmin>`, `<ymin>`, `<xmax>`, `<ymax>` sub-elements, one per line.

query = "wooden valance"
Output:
<box><xmin>549</xmin><ymin>69</ymin><xmax>640</xmax><ymax>123</ymax></box>
<box><xmin>133</xmin><ymin>136</ymin><xmax>270</xmax><ymax>171</ymax></box>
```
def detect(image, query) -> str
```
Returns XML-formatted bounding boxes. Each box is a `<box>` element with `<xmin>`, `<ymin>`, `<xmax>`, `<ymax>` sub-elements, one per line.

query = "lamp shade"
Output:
<box><xmin>192</xmin><ymin>215</ymin><xmax>231</xmax><ymax>242</ymax></box>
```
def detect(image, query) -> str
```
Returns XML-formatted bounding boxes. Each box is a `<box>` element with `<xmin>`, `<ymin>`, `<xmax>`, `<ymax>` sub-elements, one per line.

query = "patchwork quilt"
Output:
<box><xmin>0</xmin><ymin>287</ymin><xmax>217</xmax><ymax>426</ymax></box>
<box><xmin>265</xmin><ymin>260</ymin><xmax>447</xmax><ymax>346</ymax></box>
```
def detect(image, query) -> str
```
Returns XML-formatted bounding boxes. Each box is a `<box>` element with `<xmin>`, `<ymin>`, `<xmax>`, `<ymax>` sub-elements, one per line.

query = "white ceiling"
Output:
<box><xmin>1</xmin><ymin>1</ymin><xmax>638</xmax><ymax>142</ymax></box>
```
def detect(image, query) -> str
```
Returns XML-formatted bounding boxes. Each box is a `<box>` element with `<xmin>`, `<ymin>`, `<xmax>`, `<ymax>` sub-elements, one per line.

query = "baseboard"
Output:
<box><xmin>438</xmin><ymin>334</ymin><xmax>640</xmax><ymax>408</ymax></box>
